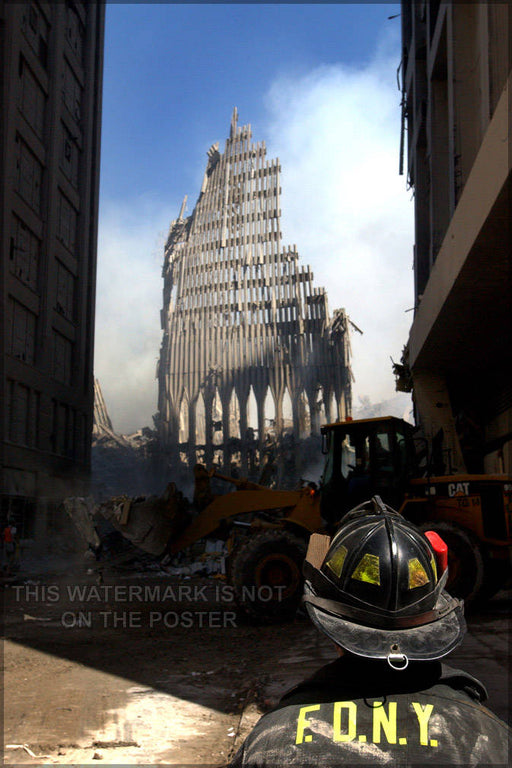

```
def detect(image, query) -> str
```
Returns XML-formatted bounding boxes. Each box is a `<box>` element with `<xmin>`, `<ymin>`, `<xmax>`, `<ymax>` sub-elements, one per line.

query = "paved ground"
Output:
<box><xmin>2</xmin><ymin>568</ymin><xmax>510</xmax><ymax>765</ymax></box>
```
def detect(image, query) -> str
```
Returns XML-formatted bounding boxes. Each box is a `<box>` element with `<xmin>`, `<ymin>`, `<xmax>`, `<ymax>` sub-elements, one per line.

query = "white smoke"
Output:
<box><xmin>264</xmin><ymin>33</ymin><xmax>414</xmax><ymax>413</ymax></box>
<box><xmin>95</xmin><ymin>27</ymin><xmax>413</xmax><ymax>433</ymax></box>
<box><xmin>94</xmin><ymin>198</ymin><xmax>169</xmax><ymax>433</ymax></box>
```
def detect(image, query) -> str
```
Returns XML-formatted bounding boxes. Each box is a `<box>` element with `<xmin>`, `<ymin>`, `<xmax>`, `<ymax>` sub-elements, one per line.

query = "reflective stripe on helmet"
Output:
<box><xmin>408</xmin><ymin>559</ymin><xmax>430</xmax><ymax>589</ymax></box>
<box><xmin>325</xmin><ymin>545</ymin><xmax>348</xmax><ymax>579</ymax></box>
<box><xmin>351</xmin><ymin>553</ymin><xmax>381</xmax><ymax>585</ymax></box>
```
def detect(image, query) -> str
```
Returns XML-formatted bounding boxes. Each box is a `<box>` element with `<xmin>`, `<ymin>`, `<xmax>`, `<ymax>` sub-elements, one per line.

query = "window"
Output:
<box><xmin>16</xmin><ymin>135</ymin><xmax>42</xmax><ymax>212</ymax></box>
<box><xmin>6</xmin><ymin>297</ymin><xmax>37</xmax><ymax>365</ymax></box>
<box><xmin>66</xmin><ymin>2</ymin><xmax>84</xmax><ymax>62</ymax></box>
<box><xmin>52</xmin><ymin>330</ymin><xmax>73</xmax><ymax>384</ymax></box>
<box><xmin>22</xmin><ymin>3</ymin><xmax>49</xmax><ymax>69</ymax></box>
<box><xmin>55</xmin><ymin>260</ymin><xmax>75</xmax><ymax>321</ymax></box>
<box><xmin>51</xmin><ymin>399</ymin><xmax>76</xmax><ymax>457</ymax></box>
<box><xmin>60</xmin><ymin>122</ymin><xmax>79</xmax><ymax>187</ymax></box>
<box><xmin>374</xmin><ymin>430</ymin><xmax>393</xmax><ymax>472</ymax></box>
<box><xmin>10</xmin><ymin>215</ymin><xmax>40</xmax><ymax>291</ymax></box>
<box><xmin>18</xmin><ymin>56</ymin><xmax>45</xmax><ymax>137</ymax></box>
<box><xmin>6</xmin><ymin>382</ymin><xmax>40</xmax><ymax>447</ymax></box>
<box><xmin>57</xmin><ymin>190</ymin><xmax>77</xmax><ymax>253</ymax></box>
<box><xmin>62</xmin><ymin>58</ymin><xmax>82</xmax><ymax>123</ymax></box>
<box><xmin>340</xmin><ymin>435</ymin><xmax>356</xmax><ymax>480</ymax></box>
<box><xmin>7</xmin><ymin>381</ymin><xmax>29</xmax><ymax>445</ymax></box>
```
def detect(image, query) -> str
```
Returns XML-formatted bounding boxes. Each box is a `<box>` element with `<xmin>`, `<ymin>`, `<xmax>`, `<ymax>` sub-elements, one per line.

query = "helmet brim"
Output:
<box><xmin>304</xmin><ymin>583</ymin><xmax>466</xmax><ymax>662</ymax></box>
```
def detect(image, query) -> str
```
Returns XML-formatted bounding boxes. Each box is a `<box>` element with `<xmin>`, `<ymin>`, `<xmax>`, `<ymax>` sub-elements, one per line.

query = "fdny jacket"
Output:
<box><xmin>229</xmin><ymin>655</ymin><xmax>511</xmax><ymax>766</ymax></box>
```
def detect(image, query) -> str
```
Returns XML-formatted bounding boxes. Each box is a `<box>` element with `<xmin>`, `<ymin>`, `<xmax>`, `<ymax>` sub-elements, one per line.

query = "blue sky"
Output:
<box><xmin>95</xmin><ymin>3</ymin><xmax>413</xmax><ymax>433</ymax></box>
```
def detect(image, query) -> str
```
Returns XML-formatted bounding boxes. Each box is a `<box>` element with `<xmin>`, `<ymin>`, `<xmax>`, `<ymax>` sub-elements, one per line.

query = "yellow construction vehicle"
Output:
<box><xmin>164</xmin><ymin>467</ymin><xmax>322</xmax><ymax>619</ymax></box>
<box><xmin>91</xmin><ymin>417</ymin><xmax>511</xmax><ymax>619</ymax></box>
<box><xmin>168</xmin><ymin>416</ymin><xmax>511</xmax><ymax>616</ymax></box>
<box><xmin>319</xmin><ymin>416</ymin><xmax>512</xmax><ymax>605</ymax></box>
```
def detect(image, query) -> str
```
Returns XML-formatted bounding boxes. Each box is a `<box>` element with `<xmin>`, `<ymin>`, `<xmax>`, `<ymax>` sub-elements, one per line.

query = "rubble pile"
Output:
<box><xmin>92</xmin><ymin>379</ymin><xmax>160</xmax><ymax>498</ymax></box>
<box><xmin>91</xmin><ymin>424</ymin><xmax>160</xmax><ymax>498</ymax></box>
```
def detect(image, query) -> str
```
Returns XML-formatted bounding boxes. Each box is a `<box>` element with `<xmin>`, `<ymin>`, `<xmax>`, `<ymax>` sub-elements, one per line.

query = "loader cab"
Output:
<box><xmin>320</xmin><ymin>416</ymin><xmax>418</xmax><ymax>526</ymax></box>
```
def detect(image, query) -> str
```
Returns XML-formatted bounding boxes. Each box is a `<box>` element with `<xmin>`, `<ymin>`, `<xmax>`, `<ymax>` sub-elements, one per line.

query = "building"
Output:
<box><xmin>0</xmin><ymin>2</ymin><xmax>105</xmax><ymax>537</ymax></box>
<box><xmin>400</xmin><ymin>1</ymin><xmax>511</xmax><ymax>474</ymax></box>
<box><xmin>157</xmin><ymin>109</ymin><xmax>352</xmax><ymax>479</ymax></box>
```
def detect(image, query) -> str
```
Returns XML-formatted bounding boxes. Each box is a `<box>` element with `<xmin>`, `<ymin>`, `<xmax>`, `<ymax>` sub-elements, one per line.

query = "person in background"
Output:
<box><xmin>3</xmin><ymin>520</ymin><xmax>18</xmax><ymax>574</ymax></box>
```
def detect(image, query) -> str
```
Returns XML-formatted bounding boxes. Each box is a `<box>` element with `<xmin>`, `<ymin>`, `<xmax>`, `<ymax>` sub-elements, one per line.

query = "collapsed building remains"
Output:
<box><xmin>92</xmin><ymin>379</ymin><xmax>159</xmax><ymax>498</ymax></box>
<box><xmin>156</xmin><ymin>110</ymin><xmax>352</xmax><ymax>481</ymax></box>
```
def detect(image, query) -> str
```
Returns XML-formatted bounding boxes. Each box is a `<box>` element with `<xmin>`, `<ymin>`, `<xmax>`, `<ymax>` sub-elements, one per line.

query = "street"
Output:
<box><xmin>3</xmin><ymin>569</ymin><xmax>510</xmax><ymax>765</ymax></box>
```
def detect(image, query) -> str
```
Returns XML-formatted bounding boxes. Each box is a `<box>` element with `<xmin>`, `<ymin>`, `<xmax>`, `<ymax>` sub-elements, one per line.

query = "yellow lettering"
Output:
<box><xmin>295</xmin><ymin>704</ymin><xmax>321</xmax><ymax>745</ymax></box>
<box><xmin>333</xmin><ymin>701</ymin><xmax>357</xmax><ymax>742</ymax></box>
<box><xmin>372</xmin><ymin>702</ymin><xmax>397</xmax><ymax>744</ymax></box>
<box><xmin>412</xmin><ymin>702</ymin><xmax>434</xmax><ymax>746</ymax></box>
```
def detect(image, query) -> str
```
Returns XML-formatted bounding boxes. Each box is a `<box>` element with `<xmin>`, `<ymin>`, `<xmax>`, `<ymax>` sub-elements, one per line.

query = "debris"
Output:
<box><xmin>64</xmin><ymin>480</ymin><xmax>192</xmax><ymax>562</ymax></box>
<box><xmin>92</xmin><ymin>740</ymin><xmax>139</xmax><ymax>749</ymax></box>
<box><xmin>92</xmin><ymin>750</ymin><xmax>103</xmax><ymax>759</ymax></box>
<box><xmin>62</xmin><ymin>496</ymin><xmax>101</xmax><ymax>550</ymax></box>
<box><xmin>92</xmin><ymin>380</ymin><xmax>161</xmax><ymax>498</ymax></box>
<box><xmin>5</xmin><ymin>744</ymin><xmax>51</xmax><ymax>758</ymax></box>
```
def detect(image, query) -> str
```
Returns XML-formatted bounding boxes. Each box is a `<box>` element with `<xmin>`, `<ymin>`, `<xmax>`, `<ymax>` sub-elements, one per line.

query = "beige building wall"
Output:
<box><xmin>0</xmin><ymin>1</ymin><xmax>105</xmax><ymax>533</ymax></box>
<box><xmin>401</xmin><ymin>2</ymin><xmax>511</xmax><ymax>475</ymax></box>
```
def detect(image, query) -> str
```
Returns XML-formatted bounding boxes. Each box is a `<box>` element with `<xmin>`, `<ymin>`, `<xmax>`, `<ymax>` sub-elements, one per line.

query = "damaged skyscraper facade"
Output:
<box><xmin>157</xmin><ymin>110</ymin><xmax>352</xmax><ymax>480</ymax></box>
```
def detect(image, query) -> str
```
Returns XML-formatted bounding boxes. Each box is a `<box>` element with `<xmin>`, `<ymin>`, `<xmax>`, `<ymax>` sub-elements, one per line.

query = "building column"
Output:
<box><xmin>412</xmin><ymin>370</ymin><xmax>466</xmax><ymax>474</ymax></box>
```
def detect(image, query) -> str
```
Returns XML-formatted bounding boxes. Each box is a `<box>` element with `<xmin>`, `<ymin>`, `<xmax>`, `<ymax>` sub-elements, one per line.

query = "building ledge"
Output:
<box><xmin>409</xmin><ymin>74</ymin><xmax>511</xmax><ymax>370</ymax></box>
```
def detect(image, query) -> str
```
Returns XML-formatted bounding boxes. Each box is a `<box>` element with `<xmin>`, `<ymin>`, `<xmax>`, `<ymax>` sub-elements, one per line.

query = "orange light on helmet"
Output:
<box><xmin>424</xmin><ymin>530</ymin><xmax>448</xmax><ymax>575</ymax></box>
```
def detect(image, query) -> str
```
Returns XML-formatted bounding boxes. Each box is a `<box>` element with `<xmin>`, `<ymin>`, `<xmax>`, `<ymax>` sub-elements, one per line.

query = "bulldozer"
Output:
<box><xmin>319</xmin><ymin>416</ymin><xmax>512</xmax><ymax>605</ymax></box>
<box><xmin>83</xmin><ymin>416</ymin><xmax>512</xmax><ymax>619</ymax></box>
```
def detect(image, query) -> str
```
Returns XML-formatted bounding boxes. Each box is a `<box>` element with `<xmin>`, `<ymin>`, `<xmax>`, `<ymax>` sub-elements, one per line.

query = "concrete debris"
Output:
<box><xmin>63</xmin><ymin>481</ymin><xmax>229</xmax><ymax>575</ymax></box>
<box><xmin>5</xmin><ymin>744</ymin><xmax>51</xmax><ymax>759</ymax></box>
<box><xmin>62</xmin><ymin>496</ymin><xmax>100</xmax><ymax>549</ymax></box>
<box><xmin>92</xmin><ymin>380</ymin><xmax>161</xmax><ymax>498</ymax></box>
<box><xmin>91</xmin><ymin>423</ymin><xmax>161</xmax><ymax>499</ymax></box>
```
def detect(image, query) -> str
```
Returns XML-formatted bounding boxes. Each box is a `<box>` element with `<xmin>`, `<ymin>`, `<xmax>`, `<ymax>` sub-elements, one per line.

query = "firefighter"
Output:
<box><xmin>229</xmin><ymin>497</ymin><xmax>511</xmax><ymax>766</ymax></box>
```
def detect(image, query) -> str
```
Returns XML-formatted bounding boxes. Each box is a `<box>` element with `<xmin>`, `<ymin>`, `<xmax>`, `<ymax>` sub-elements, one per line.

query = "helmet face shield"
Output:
<box><xmin>303</xmin><ymin>497</ymin><xmax>466</xmax><ymax>666</ymax></box>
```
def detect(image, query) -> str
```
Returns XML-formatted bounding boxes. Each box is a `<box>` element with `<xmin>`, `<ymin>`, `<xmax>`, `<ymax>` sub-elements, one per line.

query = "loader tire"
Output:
<box><xmin>475</xmin><ymin>557</ymin><xmax>512</xmax><ymax>604</ymax></box>
<box><xmin>420</xmin><ymin>520</ymin><xmax>484</xmax><ymax>605</ymax></box>
<box><xmin>230</xmin><ymin>529</ymin><xmax>306</xmax><ymax>621</ymax></box>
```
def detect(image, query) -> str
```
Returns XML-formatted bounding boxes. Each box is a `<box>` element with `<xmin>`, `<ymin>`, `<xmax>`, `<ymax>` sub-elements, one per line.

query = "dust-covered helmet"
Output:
<box><xmin>303</xmin><ymin>496</ymin><xmax>466</xmax><ymax>668</ymax></box>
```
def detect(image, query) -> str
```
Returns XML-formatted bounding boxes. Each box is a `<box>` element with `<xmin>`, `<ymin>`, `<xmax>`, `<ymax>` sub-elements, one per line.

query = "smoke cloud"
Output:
<box><xmin>95</xmin><ymin>33</ymin><xmax>413</xmax><ymax>433</ymax></box>
<box><xmin>95</xmin><ymin>197</ymin><xmax>168</xmax><ymax>433</ymax></box>
<box><xmin>264</xmin><ymin>37</ymin><xmax>414</xmax><ymax>416</ymax></box>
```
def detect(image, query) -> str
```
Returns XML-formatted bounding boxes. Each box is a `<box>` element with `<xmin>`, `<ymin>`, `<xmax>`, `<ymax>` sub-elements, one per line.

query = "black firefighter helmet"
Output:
<box><xmin>303</xmin><ymin>496</ymin><xmax>466</xmax><ymax>669</ymax></box>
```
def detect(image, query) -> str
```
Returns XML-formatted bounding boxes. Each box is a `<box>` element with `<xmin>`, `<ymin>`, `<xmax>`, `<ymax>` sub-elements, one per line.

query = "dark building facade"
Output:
<box><xmin>400</xmin><ymin>1</ymin><xmax>511</xmax><ymax>474</ymax></box>
<box><xmin>0</xmin><ymin>2</ymin><xmax>105</xmax><ymax>536</ymax></box>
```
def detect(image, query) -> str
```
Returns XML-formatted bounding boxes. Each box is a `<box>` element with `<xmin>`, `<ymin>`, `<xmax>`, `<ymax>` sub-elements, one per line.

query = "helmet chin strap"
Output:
<box><xmin>387</xmin><ymin>644</ymin><xmax>409</xmax><ymax>670</ymax></box>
